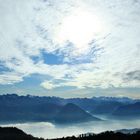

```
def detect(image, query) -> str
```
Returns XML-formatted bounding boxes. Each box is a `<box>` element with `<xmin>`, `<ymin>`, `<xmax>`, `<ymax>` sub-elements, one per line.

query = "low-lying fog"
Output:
<box><xmin>1</xmin><ymin>118</ymin><xmax>140</xmax><ymax>139</ymax></box>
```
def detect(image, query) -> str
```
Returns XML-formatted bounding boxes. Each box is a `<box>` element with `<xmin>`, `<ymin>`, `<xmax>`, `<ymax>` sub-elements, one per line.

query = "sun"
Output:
<box><xmin>56</xmin><ymin>10</ymin><xmax>103</xmax><ymax>53</ymax></box>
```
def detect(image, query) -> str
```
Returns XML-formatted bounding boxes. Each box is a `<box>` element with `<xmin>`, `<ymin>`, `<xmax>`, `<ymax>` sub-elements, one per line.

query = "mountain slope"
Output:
<box><xmin>0</xmin><ymin>127</ymin><xmax>41</xmax><ymax>140</ymax></box>
<box><xmin>54</xmin><ymin>103</ymin><xmax>100</xmax><ymax>123</ymax></box>
<box><xmin>0</xmin><ymin>100</ymin><xmax>62</xmax><ymax>122</ymax></box>
<box><xmin>91</xmin><ymin>101</ymin><xmax>123</xmax><ymax>114</ymax></box>
<box><xmin>112</xmin><ymin>102</ymin><xmax>140</xmax><ymax>118</ymax></box>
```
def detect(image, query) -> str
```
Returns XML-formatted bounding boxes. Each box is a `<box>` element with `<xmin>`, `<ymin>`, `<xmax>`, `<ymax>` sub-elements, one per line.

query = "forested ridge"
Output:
<box><xmin>0</xmin><ymin>127</ymin><xmax>140</xmax><ymax>140</ymax></box>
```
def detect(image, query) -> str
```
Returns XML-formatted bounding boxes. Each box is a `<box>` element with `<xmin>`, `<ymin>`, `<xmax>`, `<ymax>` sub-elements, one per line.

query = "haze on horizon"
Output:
<box><xmin>0</xmin><ymin>0</ymin><xmax>140</xmax><ymax>98</ymax></box>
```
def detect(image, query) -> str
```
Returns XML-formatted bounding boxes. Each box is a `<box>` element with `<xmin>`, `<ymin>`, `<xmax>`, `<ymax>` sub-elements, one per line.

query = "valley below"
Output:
<box><xmin>0</xmin><ymin>94</ymin><xmax>140</xmax><ymax>139</ymax></box>
<box><xmin>1</xmin><ymin>119</ymin><xmax>140</xmax><ymax>139</ymax></box>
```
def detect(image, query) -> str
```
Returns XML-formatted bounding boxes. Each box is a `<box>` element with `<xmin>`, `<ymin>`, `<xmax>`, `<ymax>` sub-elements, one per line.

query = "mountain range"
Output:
<box><xmin>0</xmin><ymin>94</ymin><xmax>140</xmax><ymax>123</ymax></box>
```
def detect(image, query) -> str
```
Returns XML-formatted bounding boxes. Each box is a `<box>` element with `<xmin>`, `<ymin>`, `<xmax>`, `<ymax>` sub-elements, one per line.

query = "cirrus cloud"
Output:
<box><xmin>0</xmin><ymin>0</ymin><xmax>140</xmax><ymax>95</ymax></box>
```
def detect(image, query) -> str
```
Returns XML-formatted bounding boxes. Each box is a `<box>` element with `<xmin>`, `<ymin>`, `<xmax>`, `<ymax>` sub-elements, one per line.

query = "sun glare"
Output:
<box><xmin>56</xmin><ymin>10</ymin><xmax>103</xmax><ymax>52</ymax></box>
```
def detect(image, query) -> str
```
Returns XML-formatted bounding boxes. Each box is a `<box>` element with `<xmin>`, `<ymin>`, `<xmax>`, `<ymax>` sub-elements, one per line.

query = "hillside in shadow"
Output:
<box><xmin>0</xmin><ymin>127</ymin><xmax>42</xmax><ymax>140</ymax></box>
<box><xmin>0</xmin><ymin>127</ymin><xmax>140</xmax><ymax>140</ymax></box>
<box><xmin>0</xmin><ymin>94</ymin><xmax>140</xmax><ymax>124</ymax></box>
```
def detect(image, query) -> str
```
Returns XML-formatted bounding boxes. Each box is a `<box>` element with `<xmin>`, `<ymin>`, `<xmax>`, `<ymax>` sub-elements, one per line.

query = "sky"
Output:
<box><xmin>0</xmin><ymin>0</ymin><xmax>140</xmax><ymax>98</ymax></box>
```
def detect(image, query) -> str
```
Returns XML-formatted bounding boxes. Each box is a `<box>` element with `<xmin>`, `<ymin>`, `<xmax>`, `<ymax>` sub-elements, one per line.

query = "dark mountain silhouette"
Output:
<box><xmin>0</xmin><ymin>127</ymin><xmax>41</xmax><ymax>140</ymax></box>
<box><xmin>116</xmin><ymin>128</ymin><xmax>140</xmax><ymax>134</ymax></box>
<box><xmin>0</xmin><ymin>127</ymin><xmax>140</xmax><ymax>140</ymax></box>
<box><xmin>54</xmin><ymin>103</ymin><xmax>100</xmax><ymax>123</ymax></box>
<box><xmin>53</xmin><ymin>131</ymin><xmax>140</xmax><ymax>140</ymax></box>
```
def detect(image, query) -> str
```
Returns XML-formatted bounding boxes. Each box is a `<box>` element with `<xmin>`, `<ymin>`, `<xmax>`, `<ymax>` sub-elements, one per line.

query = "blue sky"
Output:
<box><xmin>0</xmin><ymin>0</ymin><xmax>140</xmax><ymax>98</ymax></box>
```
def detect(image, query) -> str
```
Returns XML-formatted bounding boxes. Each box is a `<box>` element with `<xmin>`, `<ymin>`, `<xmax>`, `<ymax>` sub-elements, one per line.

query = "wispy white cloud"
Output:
<box><xmin>0</xmin><ymin>72</ymin><xmax>24</xmax><ymax>85</ymax></box>
<box><xmin>0</xmin><ymin>0</ymin><xmax>140</xmax><ymax>92</ymax></box>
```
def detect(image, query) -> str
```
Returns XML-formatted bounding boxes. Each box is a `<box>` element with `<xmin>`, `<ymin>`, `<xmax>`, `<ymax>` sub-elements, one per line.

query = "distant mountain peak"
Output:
<box><xmin>92</xmin><ymin>96</ymin><xmax>138</xmax><ymax>103</ymax></box>
<box><xmin>54</xmin><ymin>103</ymin><xmax>100</xmax><ymax>123</ymax></box>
